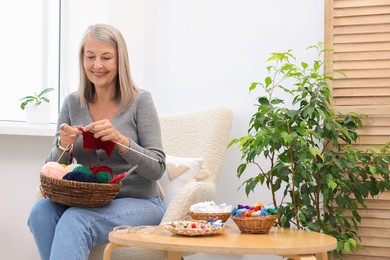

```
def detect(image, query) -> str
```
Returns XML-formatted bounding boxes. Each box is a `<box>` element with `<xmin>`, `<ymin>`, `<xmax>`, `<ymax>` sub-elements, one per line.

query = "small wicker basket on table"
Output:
<box><xmin>231</xmin><ymin>214</ymin><xmax>279</xmax><ymax>234</ymax></box>
<box><xmin>40</xmin><ymin>173</ymin><xmax>121</xmax><ymax>208</ymax></box>
<box><xmin>188</xmin><ymin>211</ymin><xmax>231</xmax><ymax>222</ymax></box>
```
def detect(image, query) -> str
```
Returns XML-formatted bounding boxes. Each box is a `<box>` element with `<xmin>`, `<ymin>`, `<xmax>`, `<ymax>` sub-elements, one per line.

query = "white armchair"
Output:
<box><xmin>36</xmin><ymin>106</ymin><xmax>232</xmax><ymax>259</ymax></box>
<box><xmin>89</xmin><ymin>106</ymin><xmax>233</xmax><ymax>259</ymax></box>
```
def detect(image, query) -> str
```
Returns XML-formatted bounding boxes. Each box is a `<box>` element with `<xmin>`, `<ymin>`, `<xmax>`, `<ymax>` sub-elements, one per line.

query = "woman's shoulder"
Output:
<box><xmin>136</xmin><ymin>88</ymin><xmax>150</xmax><ymax>96</ymax></box>
<box><xmin>63</xmin><ymin>91</ymin><xmax>79</xmax><ymax>104</ymax></box>
<box><xmin>59</xmin><ymin>92</ymin><xmax>81</xmax><ymax>112</ymax></box>
<box><xmin>134</xmin><ymin>88</ymin><xmax>153</xmax><ymax>102</ymax></box>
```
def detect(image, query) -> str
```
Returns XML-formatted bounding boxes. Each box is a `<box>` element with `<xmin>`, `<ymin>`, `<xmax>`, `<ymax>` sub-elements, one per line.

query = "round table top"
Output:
<box><xmin>108</xmin><ymin>224</ymin><xmax>337</xmax><ymax>256</ymax></box>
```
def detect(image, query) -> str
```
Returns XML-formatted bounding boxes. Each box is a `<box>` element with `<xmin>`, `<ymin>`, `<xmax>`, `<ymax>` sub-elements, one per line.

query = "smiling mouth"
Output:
<box><xmin>93</xmin><ymin>71</ymin><xmax>106</xmax><ymax>77</ymax></box>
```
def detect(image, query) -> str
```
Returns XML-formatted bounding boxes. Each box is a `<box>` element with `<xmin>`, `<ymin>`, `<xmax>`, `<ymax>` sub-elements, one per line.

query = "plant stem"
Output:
<box><xmin>287</xmin><ymin>121</ymin><xmax>300</xmax><ymax>229</ymax></box>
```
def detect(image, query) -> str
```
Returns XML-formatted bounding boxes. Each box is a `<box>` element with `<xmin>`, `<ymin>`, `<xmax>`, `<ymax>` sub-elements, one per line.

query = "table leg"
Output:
<box><xmin>315</xmin><ymin>252</ymin><xmax>328</xmax><ymax>260</ymax></box>
<box><xmin>285</xmin><ymin>252</ymin><xmax>328</xmax><ymax>260</ymax></box>
<box><xmin>103</xmin><ymin>242</ymin><xmax>126</xmax><ymax>260</ymax></box>
<box><xmin>166</xmin><ymin>250</ymin><xmax>182</xmax><ymax>260</ymax></box>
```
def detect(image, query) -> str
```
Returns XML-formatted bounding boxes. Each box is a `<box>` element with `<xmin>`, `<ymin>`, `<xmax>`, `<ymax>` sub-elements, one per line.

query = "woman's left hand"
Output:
<box><xmin>83</xmin><ymin>120</ymin><xmax>130</xmax><ymax>152</ymax></box>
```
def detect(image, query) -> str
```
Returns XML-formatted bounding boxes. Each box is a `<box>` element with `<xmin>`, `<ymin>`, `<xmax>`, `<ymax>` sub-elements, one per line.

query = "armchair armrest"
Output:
<box><xmin>160</xmin><ymin>181</ymin><xmax>216</xmax><ymax>224</ymax></box>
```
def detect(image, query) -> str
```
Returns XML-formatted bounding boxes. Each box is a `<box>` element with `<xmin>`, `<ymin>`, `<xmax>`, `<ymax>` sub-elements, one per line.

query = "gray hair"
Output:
<box><xmin>78</xmin><ymin>23</ymin><xmax>138</xmax><ymax>111</ymax></box>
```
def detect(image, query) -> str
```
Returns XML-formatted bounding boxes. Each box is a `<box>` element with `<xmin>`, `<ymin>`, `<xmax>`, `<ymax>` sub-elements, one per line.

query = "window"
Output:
<box><xmin>0</xmin><ymin>0</ymin><xmax>60</xmax><ymax>123</ymax></box>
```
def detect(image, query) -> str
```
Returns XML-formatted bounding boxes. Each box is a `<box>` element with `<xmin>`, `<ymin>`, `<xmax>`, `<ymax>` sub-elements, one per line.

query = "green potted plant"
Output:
<box><xmin>228</xmin><ymin>42</ymin><xmax>390</xmax><ymax>258</ymax></box>
<box><xmin>20</xmin><ymin>87</ymin><xmax>54</xmax><ymax>124</ymax></box>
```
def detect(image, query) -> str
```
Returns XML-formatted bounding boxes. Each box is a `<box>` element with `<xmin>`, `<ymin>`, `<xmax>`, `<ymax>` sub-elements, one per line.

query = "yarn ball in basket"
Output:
<box><xmin>62</xmin><ymin>171</ymin><xmax>98</xmax><ymax>183</ymax></box>
<box><xmin>90</xmin><ymin>165</ymin><xmax>113</xmax><ymax>176</ymax></box>
<box><xmin>231</xmin><ymin>203</ymin><xmax>279</xmax><ymax>234</ymax></box>
<box><xmin>65</xmin><ymin>163</ymin><xmax>83</xmax><ymax>172</ymax></box>
<box><xmin>95</xmin><ymin>171</ymin><xmax>112</xmax><ymax>183</ymax></box>
<box><xmin>41</xmin><ymin>162</ymin><xmax>68</xmax><ymax>179</ymax></box>
<box><xmin>188</xmin><ymin>201</ymin><xmax>232</xmax><ymax>222</ymax></box>
<box><xmin>72</xmin><ymin>166</ymin><xmax>94</xmax><ymax>177</ymax></box>
<box><xmin>232</xmin><ymin>203</ymin><xmax>277</xmax><ymax>217</ymax></box>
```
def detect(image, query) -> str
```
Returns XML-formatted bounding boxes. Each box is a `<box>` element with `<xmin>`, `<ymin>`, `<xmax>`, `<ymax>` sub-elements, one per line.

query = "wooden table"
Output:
<box><xmin>103</xmin><ymin>225</ymin><xmax>337</xmax><ymax>260</ymax></box>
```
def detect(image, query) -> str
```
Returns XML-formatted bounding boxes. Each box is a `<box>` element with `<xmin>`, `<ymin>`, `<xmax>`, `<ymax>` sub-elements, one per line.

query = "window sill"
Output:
<box><xmin>0</xmin><ymin>121</ymin><xmax>56</xmax><ymax>137</ymax></box>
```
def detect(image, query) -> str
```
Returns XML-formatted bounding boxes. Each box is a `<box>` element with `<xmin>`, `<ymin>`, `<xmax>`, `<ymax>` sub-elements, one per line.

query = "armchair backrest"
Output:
<box><xmin>159</xmin><ymin>106</ymin><xmax>233</xmax><ymax>184</ymax></box>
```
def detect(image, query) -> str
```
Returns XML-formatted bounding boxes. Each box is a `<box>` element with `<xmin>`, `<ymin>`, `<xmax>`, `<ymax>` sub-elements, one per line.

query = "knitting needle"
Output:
<box><xmin>112</xmin><ymin>141</ymin><xmax>166</xmax><ymax>197</ymax></box>
<box><xmin>80</xmin><ymin>124</ymin><xmax>162</xmax><ymax>163</ymax></box>
<box><xmin>109</xmin><ymin>164</ymin><xmax>138</xmax><ymax>184</ymax></box>
<box><xmin>112</xmin><ymin>141</ymin><xmax>163</xmax><ymax>163</ymax></box>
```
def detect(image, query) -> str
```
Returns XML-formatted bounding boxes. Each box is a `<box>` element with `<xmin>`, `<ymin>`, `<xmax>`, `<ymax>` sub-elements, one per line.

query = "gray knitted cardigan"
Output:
<box><xmin>45</xmin><ymin>89</ymin><xmax>166</xmax><ymax>199</ymax></box>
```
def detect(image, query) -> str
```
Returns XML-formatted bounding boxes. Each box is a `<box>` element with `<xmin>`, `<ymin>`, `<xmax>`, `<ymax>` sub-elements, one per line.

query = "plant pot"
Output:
<box><xmin>25</xmin><ymin>102</ymin><xmax>51</xmax><ymax>125</ymax></box>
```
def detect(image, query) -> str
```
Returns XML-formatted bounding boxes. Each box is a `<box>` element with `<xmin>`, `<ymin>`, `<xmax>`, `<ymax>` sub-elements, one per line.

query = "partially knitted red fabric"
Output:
<box><xmin>81</xmin><ymin>130</ymin><xmax>116</xmax><ymax>156</ymax></box>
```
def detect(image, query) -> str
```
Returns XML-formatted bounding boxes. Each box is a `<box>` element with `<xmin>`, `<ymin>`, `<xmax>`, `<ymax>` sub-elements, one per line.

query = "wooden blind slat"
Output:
<box><xmin>344</xmin><ymin>209</ymin><xmax>390</xmax><ymax>219</ymax></box>
<box><xmin>334</xmin><ymin>105</ymin><xmax>390</xmax><ymax>115</ymax></box>
<box><xmin>361</xmin><ymin>117</ymin><xmax>390</xmax><ymax>126</ymax></box>
<box><xmin>333</xmin><ymin>51</ymin><xmax>390</xmax><ymax>61</ymax></box>
<box><xmin>344</xmin><ymin>246</ymin><xmax>390</xmax><ymax>257</ymax></box>
<box><xmin>335</xmin><ymin>24</ymin><xmax>390</xmax><ymax>35</ymax></box>
<box><xmin>334</xmin><ymin>0</ymin><xmax>390</xmax><ymax>9</ymax></box>
<box><xmin>334</xmin><ymin>33</ymin><xmax>390</xmax><ymax>43</ymax></box>
<box><xmin>334</xmin><ymin>60</ymin><xmax>390</xmax><ymax>70</ymax></box>
<box><xmin>338</xmin><ymin>135</ymin><xmax>390</xmax><ymax>144</ymax></box>
<box><xmin>334</xmin><ymin>14</ymin><xmax>390</xmax><ymax>26</ymax></box>
<box><xmin>357</xmin><ymin>227</ymin><xmax>390</xmax><ymax>238</ymax></box>
<box><xmin>357</xmin><ymin>126</ymin><xmax>390</xmax><ymax>135</ymax></box>
<box><xmin>334</xmin><ymin>42</ymin><xmax>390</xmax><ymax>52</ymax></box>
<box><xmin>357</xmin><ymin>217</ymin><xmax>390</xmax><ymax>228</ymax></box>
<box><xmin>360</xmin><ymin>237</ymin><xmax>390</xmax><ymax>247</ymax></box>
<box><xmin>333</xmin><ymin>78</ymin><xmax>390</xmax><ymax>88</ymax></box>
<box><xmin>333</xmin><ymin>69</ymin><xmax>390</xmax><ymax>79</ymax></box>
<box><xmin>333</xmin><ymin>87</ymin><xmax>390</xmax><ymax>96</ymax></box>
<box><xmin>335</xmin><ymin>96</ymin><xmax>390</xmax><ymax>105</ymax></box>
<box><xmin>334</xmin><ymin>5</ymin><xmax>390</xmax><ymax>17</ymax></box>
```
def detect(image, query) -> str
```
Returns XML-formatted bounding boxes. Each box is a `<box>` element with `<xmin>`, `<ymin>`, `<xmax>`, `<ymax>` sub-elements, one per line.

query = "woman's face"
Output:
<box><xmin>83</xmin><ymin>36</ymin><xmax>118</xmax><ymax>90</ymax></box>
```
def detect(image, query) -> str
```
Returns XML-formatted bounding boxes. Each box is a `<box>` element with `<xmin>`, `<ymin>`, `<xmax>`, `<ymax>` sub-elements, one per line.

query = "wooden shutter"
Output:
<box><xmin>325</xmin><ymin>0</ymin><xmax>390</xmax><ymax>258</ymax></box>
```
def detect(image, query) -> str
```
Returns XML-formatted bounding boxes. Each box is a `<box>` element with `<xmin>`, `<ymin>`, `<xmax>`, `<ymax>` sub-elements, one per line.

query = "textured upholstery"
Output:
<box><xmin>38</xmin><ymin>106</ymin><xmax>234</xmax><ymax>260</ymax></box>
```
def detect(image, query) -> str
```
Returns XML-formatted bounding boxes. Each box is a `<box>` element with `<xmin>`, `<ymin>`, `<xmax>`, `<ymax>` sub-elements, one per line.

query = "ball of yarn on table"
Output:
<box><xmin>95</xmin><ymin>171</ymin><xmax>113</xmax><ymax>183</ymax></box>
<box><xmin>232</xmin><ymin>204</ymin><xmax>277</xmax><ymax>217</ymax></box>
<box><xmin>73</xmin><ymin>166</ymin><xmax>94</xmax><ymax>176</ymax></box>
<box><xmin>41</xmin><ymin>162</ymin><xmax>67</xmax><ymax>179</ymax></box>
<box><xmin>62</xmin><ymin>171</ymin><xmax>97</xmax><ymax>183</ymax></box>
<box><xmin>90</xmin><ymin>165</ymin><xmax>113</xmax><ymax>176</ymax></box>
<box><xmin>65</xmin><ymin>163</ymin><xmax>83</xmax><ymax>172</ymax></box>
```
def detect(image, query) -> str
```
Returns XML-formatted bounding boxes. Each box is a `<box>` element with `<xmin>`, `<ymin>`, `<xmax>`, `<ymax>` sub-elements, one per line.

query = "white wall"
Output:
<box><xmin>1</xmin><ymin>1</ymin><xmax>323</xmax><ymax>259</ymax></box>
<box><xmin>142</xmin><ymin>1</ymin><xmax>324</xmax><ymax>210</ymax></box>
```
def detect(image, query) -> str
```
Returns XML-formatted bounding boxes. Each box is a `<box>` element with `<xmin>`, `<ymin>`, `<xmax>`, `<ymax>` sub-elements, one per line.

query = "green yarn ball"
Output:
<box><xmin>73</xmin><ymin>166</ymin><xmax>94</xmax><ymax>176</ymax></box>
<box><xmin>96</xmin><ymin>171</ymin><xmax>113</xmax><ymax>183</ymax></box>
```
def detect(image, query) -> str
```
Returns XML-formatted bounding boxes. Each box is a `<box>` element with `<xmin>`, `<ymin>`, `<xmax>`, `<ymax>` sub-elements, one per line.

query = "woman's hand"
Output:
<box><xmin>83</xmin><ymin>119</ymin><xmax>130</xmax><ymax>152</ymax></box>
<box><xmin>59</xmin><ymin>123</ymin><xmax>82</xmax><ymax>148</ymax></box>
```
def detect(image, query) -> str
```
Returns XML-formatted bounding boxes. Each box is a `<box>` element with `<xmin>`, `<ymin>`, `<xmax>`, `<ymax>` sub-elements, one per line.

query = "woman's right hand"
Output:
<box><xmin>59</xmin><ymin>123</ymin><xmax>82</xmax><ymax>147</ymax></box>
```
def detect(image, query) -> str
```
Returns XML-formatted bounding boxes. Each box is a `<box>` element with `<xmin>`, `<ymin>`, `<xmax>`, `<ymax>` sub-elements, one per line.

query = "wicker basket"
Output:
<box><xmin>231</xmin><ymin>215</ymin><xmax>279</xmax><ymax>234</ymax></box>
<box><xmin>163</xmin><ymin>220</ymin><xmax>225</xmax><ymax>236</ymax></box>
<box><xmin>40</xmin><ymin>173</ymin><xmax>121</xmax><ymax>208</ymax></box>
<box><xmin>188</xmin><ymin>211</ymin><xmax>231</xmax><ymax>222</ymax></box>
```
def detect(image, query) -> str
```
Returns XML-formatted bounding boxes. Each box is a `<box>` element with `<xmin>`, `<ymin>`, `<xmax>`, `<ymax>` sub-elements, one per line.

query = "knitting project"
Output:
<box><xmin>80</xmin><ymin>129</ymin><xmax>116</xmax><ymax>156</ymax></box>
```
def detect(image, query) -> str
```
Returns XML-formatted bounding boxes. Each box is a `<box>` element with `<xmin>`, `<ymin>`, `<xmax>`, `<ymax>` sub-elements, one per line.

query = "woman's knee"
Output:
<box><xmin>28</xmin><ymin>199</ymin><xmax>67</xmax><ymax>229</ymax></box>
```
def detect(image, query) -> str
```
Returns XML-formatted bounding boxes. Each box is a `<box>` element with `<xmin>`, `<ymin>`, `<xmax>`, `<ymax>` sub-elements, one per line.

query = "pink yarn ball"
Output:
<box><xmin>41</xmin><ymin>162</ymin><xmax>67</xmax><ymax>179</ymax></box>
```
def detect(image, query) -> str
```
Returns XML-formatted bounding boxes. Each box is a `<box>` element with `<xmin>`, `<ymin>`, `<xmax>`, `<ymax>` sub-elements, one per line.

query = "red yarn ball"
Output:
<box><xmin>90</xmin><ymin>165</ymin><xmax>113</xmax><ymax>176</ymax></box>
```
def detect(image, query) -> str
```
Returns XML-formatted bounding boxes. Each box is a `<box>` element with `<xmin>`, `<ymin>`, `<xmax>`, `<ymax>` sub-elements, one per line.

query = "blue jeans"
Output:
<box><xmin>28</xmin><ymin>197</ymin><xmax>165</xmax><ymax>260</ymax></box>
